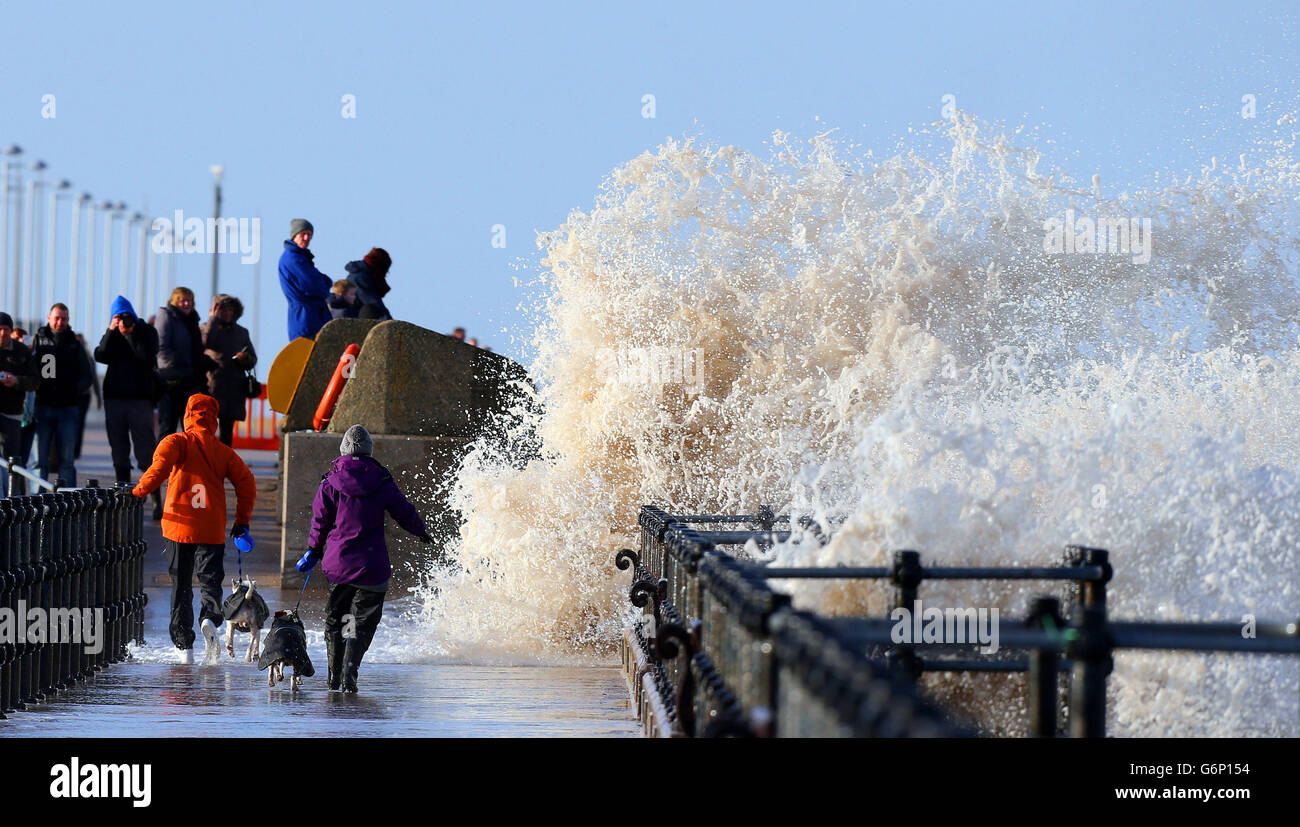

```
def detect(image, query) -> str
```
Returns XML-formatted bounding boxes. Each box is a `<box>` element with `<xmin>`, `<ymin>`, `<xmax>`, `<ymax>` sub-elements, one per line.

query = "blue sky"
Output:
<box><xmin>1</xmin><ymin>0</ymin><xmax>1295</xmax><ymax>364</ymax></box>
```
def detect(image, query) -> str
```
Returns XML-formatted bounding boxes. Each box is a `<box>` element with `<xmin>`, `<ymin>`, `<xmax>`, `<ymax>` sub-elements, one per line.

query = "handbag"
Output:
<box><xmin>244</xmin><ymin>369</ymin><xmax>262</xmax><ymax>399</ymax></box>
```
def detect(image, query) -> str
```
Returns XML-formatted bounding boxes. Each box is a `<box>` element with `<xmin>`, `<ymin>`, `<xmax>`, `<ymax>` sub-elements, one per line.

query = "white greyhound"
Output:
<box><xmin>222</xmin><ymin>578</ymin><xmax>270</xmax><ymax>662</ymax></box>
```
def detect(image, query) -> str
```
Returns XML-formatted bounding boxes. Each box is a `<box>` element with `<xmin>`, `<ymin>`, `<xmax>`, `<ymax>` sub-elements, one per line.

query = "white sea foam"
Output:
<box><xmin>404</xmin><ymin>113</ymin><xmax>1300</xmax><ymax>734</ymax></box>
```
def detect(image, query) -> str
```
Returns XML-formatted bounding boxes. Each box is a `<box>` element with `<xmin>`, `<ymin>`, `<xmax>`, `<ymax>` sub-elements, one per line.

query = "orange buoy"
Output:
<box><xmin>313</xmin><ymin>343</ymin><xmax>361</xmax><ymax>431</ymax></box>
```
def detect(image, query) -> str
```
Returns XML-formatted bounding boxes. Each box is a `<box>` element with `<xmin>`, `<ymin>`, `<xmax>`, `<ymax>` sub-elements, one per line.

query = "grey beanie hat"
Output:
<box><xmin>340</xmin><ymin>424</ymin><xmax>373</xmax><ymax>456</ymax></box>
<box><xmin>289</xmin><ymin>218</ymin><xmax>314</xmax><ymax>238</ymax></box>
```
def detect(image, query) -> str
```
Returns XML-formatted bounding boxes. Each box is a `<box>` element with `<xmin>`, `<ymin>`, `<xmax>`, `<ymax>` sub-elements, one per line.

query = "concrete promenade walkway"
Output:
<box><xmin>0</xmin><ymin>408</ymin><xmax>638</xmax><ymax>738</ymax></box>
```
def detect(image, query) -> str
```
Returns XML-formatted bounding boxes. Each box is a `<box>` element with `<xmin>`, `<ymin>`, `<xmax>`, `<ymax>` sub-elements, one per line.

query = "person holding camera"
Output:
<box><xmin>94</xmin><ymin>296</ymin><xmax>161</xmax><ymax>506</ymax></box>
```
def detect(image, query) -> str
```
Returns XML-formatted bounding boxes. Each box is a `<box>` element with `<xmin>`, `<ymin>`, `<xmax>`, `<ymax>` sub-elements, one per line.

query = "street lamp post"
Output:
<box><xmin>23</xmin><ymin>161</ymin><xmax>46</xmax><ymax>329</ymax></box>
<box><xmin>0</xmin><ymin>145</ymin><xmax>20</xmax><ymax>319</ymax></box>
<box><xmin>84</xmin><ymin>199</ymin><xmax>98</xmax><ymax>327</ymax></box>
<box><xmin>118</xmin><ymin>203</ymin><xmax>131</xmax><ymax>304</ymax></box>
<box><xmin>147</xmin><ymin>238</ymin><xmax>160</xmax><ymax>317</ymax></box>
<box><xmin>20</xmin><ymin>163</ymin><xmax>40</xmax><ymax>329</ymax></box>
<box><xmin>134</xmin><ymin>213</ymin><xmax>147</xmax><ymax>315</ymax></box>
<box><xmin>210</xmin><ymin>165</ymin><xmax>223</xmax><ymax>303</ymax></box>
<box><xmin>7</xmin><ymin>149</ymin><xmax>25</xmax><ymax>322</ymax></box>
<box><xmin>100</xmin><ymin>201</ymin><xmax>119</xmax><ymax>325</ymax></box>
<box><xmin>69</xmin><ymin>192</ymin><xmax>91</xmax><ymax>324</ymax></box>
<box><xmin>45</xmin><ymin>179</ymin><xmax>70</xmax><ymax>325</ymax></box>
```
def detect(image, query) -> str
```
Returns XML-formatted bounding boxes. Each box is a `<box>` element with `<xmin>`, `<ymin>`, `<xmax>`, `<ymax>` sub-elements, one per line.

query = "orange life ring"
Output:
<box><xmin>313</xmin><ymin>343</ymin><xmax>361</xmax><ymax>431</ymax></box>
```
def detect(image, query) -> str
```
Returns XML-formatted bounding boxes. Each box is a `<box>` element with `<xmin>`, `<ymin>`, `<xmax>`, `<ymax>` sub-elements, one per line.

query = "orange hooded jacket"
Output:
<box><xmin>133</xmin><ymin>393</ymin><xmax>256</xmax><ymax>545</ymax></box>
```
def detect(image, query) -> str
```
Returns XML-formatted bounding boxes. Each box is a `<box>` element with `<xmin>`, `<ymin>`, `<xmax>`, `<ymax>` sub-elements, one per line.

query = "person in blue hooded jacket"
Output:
<box><xmin>277</xmin><ymin>218</ymin><xmax>332</xmax><ymax>341</ymax></box>
<box><xmin>93</xmin><ymin>296</ymin><xmax>160</xmax><ymax>496</ymax></box>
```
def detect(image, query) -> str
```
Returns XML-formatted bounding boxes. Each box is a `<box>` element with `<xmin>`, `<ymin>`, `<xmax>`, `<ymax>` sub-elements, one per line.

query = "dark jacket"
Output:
<box><xmin>0</xmin><ymin>340</ymin><xmax>39</xmax><ymax>416</ymax></box>
<box><xmin>94</xmin><ymin>322</ymin><xmax>160</xmax><ymax>401</ymax></box>
<box><xmin>327</xmin><ymin>293</ymin><xmax>360</xmax><ymax>320</ymax></box>
<box><xmin>32</xmin><ymin>325</ymin><xmax>90</xmax><ymax>408</ymax></box>
<box><xmin>345</xmin><ymin>260</ymin><xmax>392</xmax><ymax>321</ymax></box>
<box><xmin>199</xmin><ymin>298</ymin><xmax>257</xmax><ymax>420</ymax></box>
<box><xmin>155</xmin><ymin>304</ymin><xmax>213</xmax><ymax>387</ymax></box>
<box><xmin>278</xmin><ymin>241</ymin><xmax>333</xmax><ymax>340</ymax></box>
<box><xmin>306</xmin><ymin>454</ymin><xmax>427</xmax><ymax>587</ymax></box>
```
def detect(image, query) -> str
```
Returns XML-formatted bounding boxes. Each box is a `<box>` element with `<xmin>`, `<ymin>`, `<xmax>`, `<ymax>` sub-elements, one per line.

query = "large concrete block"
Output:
<box><xmin>280</xmin><ymin>430</ymin><xmax>469</xmax><ymax>590</ymax></box>
<box><xmin>281</xmin><ymin>318</ymin><xmax>380</xmax><ymax>433</ymax></box>
<box><xmin>327</xmin><ymin>320</ymin><xmax>532</xmax><ymax>439</ymax></box>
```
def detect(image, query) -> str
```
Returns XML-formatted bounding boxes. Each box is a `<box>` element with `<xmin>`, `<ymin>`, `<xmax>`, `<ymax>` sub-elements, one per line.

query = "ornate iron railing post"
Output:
<box><xmin>1026</xmin><ymin>596</ymin><xmax>1063</xmax><ymax>737</ymax></box>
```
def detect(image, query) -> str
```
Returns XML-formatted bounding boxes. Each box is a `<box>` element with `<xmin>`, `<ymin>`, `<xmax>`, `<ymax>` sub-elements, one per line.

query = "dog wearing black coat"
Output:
<box><xmin>257</xmin><ymin>610</ymin><xmax>315</xmax><ymax>689</ymax></box>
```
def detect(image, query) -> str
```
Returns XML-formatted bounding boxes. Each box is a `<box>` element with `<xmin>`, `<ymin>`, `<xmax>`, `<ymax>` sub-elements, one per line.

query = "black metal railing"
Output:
<box><xmin>0</xmin><ymin>483</ymin><xmax>148</xmax><ymax>717</ymax></box>
<box><xmin>619</xmin><ymin>505</ymin><xmax>1300</xmax><ymax>738</ymax></box>
<box><xmin>0</xmin><ymin>456</ymin><xmax>57</xmax><ymax>497</ymax></box>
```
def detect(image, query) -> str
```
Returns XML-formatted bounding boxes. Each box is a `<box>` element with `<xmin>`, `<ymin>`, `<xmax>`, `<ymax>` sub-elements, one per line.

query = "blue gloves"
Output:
<box><xmin>296</xmin><ymin>549</ymin><xmax>321</xmax><ymax>573</ymax></box>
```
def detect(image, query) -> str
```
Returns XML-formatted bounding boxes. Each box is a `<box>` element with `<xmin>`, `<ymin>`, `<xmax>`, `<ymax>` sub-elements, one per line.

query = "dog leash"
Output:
<box><xmin>293</xmin><ymin>567</ymin><xmax>313</xmax><ymax>615</ymax></box>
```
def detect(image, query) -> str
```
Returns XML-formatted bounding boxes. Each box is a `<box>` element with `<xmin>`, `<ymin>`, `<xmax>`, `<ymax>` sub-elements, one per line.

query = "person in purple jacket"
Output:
<box><xmin>297</xmin><ymin>424</ymin><xmax>431</xmax><ymax>692</ymax></box>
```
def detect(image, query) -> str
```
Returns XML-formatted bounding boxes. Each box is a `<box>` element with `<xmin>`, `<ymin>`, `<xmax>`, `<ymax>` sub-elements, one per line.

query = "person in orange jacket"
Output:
<box><xmin>133</xmin><ymin>393</ymin><xmax>257</xmax><ymax>664</ymax></box>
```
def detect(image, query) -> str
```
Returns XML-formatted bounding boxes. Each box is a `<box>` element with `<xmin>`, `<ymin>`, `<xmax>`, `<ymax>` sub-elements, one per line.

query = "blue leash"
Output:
<box><xmin>294</xmin><ymin>567</ymin><xmax>313</xmax><ymax>615</ymax></box>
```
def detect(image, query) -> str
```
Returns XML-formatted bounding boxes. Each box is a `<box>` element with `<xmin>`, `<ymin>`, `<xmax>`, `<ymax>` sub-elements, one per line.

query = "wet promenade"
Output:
<box><xmin>0</xmin><ymin>409</ymin><xmax>638</xmax><ymax>738</ymax></box>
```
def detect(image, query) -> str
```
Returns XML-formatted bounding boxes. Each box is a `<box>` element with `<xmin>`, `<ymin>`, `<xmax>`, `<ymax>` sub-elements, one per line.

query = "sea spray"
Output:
<box><xmin>402</xmin><ymin>113</ymin><xmax>1300</xmax><ymax>734</ymax></box>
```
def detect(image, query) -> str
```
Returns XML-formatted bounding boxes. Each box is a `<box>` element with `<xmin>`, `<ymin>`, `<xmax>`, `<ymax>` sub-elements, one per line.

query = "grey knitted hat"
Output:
<box><xmin>340</xmin><ymin>424</ymin><xmax>373</xmax><ymax>456</ymax></box>
<box><xmin>289</xmin><ymin>218</ymin><xmax>314</xmax><ymax>238</ymax></box>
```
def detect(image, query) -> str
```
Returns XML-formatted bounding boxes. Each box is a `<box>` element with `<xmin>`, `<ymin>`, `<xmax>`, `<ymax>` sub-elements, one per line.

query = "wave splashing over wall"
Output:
<box><xmin>408</xmin><ymin>114</ymin><xmax>1300</xmax><ymax>734</ymax></box>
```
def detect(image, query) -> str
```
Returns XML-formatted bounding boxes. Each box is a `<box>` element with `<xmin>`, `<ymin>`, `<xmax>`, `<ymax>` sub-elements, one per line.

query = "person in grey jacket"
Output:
<box><xmin>200</xmin><ymin>294</ymin><xmax>257</xmax><ymax>446</ymax></box>
<box><xmin>155</xmin><ymin>287</ymin><xmax>215</xmax><ymax>437</ymax></box>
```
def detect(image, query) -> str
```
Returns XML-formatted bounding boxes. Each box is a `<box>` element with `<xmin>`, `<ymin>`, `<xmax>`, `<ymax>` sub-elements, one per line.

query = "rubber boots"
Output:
<box><xmin>341</xmin><ymin>639</ymin><xmax>361</xmax><ymax>694</ymax></box>
<box><xmin>326</xmin><ymin>633</ymin><xmax>345</xmax><ymax>691</ymax></box>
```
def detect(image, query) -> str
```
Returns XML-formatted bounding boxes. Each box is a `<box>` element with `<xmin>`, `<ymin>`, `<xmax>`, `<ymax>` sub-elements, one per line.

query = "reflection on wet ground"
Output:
<box><xmin>0</xmin><ymin>661</ymin><xmax>639</xmax><ymax>737</ymax></box>
<box><xmin>2</xmin><ymin>417</ymin><xmax>638</xmax><ymax>737</ymax></box>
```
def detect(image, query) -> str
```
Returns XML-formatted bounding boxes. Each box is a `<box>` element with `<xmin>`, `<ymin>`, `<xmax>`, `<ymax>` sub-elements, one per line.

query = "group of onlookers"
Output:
<box><xmin>3</xmin><ymin>217</ymin><xmax>490</xmax><ymax>502</ymax></box>
<box><xmin>276</xmin><ymin>218</ymin><xmax>494</xmax><ymax>351</ymax></box>
<box><xmin>278</xmin><ymin>218</ymin><xmax>393</xmax><ymax>338</ymax></box>
<box><xmin>450</xmin><ymin>326</ymin><xmax>490</xmax><ymax>351</ymax></box>
<box><xmin>0</xmin><ymin>286</ymin><xmax>257</xmax><ymax>516</ymax></box>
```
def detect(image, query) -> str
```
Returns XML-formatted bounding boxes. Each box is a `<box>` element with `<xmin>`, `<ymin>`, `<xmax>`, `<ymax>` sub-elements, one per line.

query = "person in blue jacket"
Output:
<box><xmin>277</xmin><ymin>218</ymin><xmax>332</xmax><ymax>341</ymax></box>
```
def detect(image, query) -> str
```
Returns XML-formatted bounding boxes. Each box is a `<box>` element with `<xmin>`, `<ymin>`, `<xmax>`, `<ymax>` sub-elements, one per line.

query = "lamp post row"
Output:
<box><xmin>0</xmin><ymin>145</ymin><xmax>191</xmax><ymax>334</ymax></box>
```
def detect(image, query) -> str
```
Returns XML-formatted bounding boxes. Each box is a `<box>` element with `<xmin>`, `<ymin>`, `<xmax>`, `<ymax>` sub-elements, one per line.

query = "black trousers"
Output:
<box><xmin>158</xmin><ymin>382</ymin><xmax>197</xmax><ymax>437</ymax></box>
<box><xmin>218</xmin><ymin>415</ymin><xmax>237</xmax><ymax>447</ymax></box>
<box><xmin>74</xmin><ymin>393</ymin><xmax>92</xmax><ymax>459</ymax></box>
<box><xmin>105</xmin><ymin>398</ymin><xmax>157</xmax><ymax>479</ymax></box>
<box><xmin>0</xmin><ymin>416</ymin><xmax>22</xmax><ymax>495</ymax></box>
<box><xmin>324</xmin><ymin>582</ymin><xmax>386</xmax><ymax>660</ymax></box>
<box><xmin>165</xmin><ymin>540</ymin><xmax>226</xmax><ymax>649</ymax></box>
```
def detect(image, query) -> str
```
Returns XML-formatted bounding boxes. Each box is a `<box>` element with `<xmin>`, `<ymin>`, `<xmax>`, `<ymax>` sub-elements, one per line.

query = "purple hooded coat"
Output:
<box><xmin>307</xmin><ymin>455</ymin><xmax>427</xmax><ymax>586</ymax></box>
